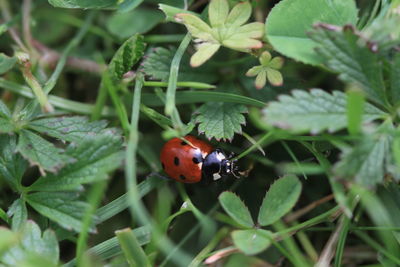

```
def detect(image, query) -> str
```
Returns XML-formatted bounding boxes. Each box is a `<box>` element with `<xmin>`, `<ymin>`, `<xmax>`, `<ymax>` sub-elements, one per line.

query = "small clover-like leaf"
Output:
<box><xmin>246</xmin><ymin>51</ymin><xmax>284</xmax><ymax>88</ymax></box>
<box><xmin>258</xmin><ymin>175</ymin><xmax>302</xmax><ymax>226</ymax></box>
<box><xmin>266</xmin><ymin>68</ymin><xmax>283</xmax><ymax>86</ymax></box>
<box><xmin>190</xmin><ymin>43</ymin><xmax>220</xmax><ymax>67</ymax></box>
<box><xmin>219</xmin><ymin>191</ymin><xmax>254</xmax><ymax>228</ymax></box>
<box><xmin>232</xmin><ymin>229</ymin><xmax>273</xmax><ymax>255</ymax></box>
<box><xmin>209</xmin><ymin>0</ymin><xmax>229</xmax><ymax>27</ymax></box>
<box><xmin>194</xmin><ymin>102</ymin><xmax>247</xmax><ymax>141</ymax></box>
<box><xmin>255</xmin><ymin>70</ymin><xmax>267</xmax><ymax>89</ymax></box>
<box><xmin>170</xmin><ymin>0</ymin><xmax>264</xmax><ymax>67</ymax></box>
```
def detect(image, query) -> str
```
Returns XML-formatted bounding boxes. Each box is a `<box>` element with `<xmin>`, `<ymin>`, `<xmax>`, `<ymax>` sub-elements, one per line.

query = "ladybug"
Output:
<box><xmin>160</xmin><ymin>135</ymin><xmax>238</xmax><ymax>183</ymax></box>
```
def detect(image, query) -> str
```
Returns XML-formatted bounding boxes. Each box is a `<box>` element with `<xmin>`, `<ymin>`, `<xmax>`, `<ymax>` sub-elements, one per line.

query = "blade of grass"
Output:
<box><xmin>281</xmin><ymin>141</ymin><xmax>308</xmax><ymax>180</ymax></box>
<box><xmin>346</xmin><ymin>88</ymin><xmax>365</xmax><ymax>135</ymax></box>
<box><xmin>126</xmin><ymin>73</ymin><xmax>192</xmax><ymax>266</ymax></box>
<box><xmin>0</xmin><ymin>78</ymin><xmax>115</xmax><ymax>116</ymax></box>
<box><xmin>63</xmin><ymin>226</ymin><xmax>151</xmax><ymax>267</ymax></box>
<box><xmin>334</xmin><ymin>215</ymin><xmax>351</xmax><ymax>267</ymax></box>
<box><xmin>142</xmin><ymin>91</ymin><xmax>265</xmax><ymax>107</ymax></box>
<box><xmin>164</xmin><ymin>33</ymin><xmax>191</xmax><ymax>118</ymax></box>
<box><xmin>116</xmin><ymin>228</ymin><xmax>151</xmax><ymax>267</ymax></box>
<box><xmin>76</xmin><ymin>180</ymin><xmax>108</xmax><ymax>266</ymax></box>
<box><xmin>144</xmin><ymin>81</ymin><xmax>215</xmax><ymax>89</ymax></box>
<box><xmin>233</xmin><ymin>132</ymin><xmax>274</xmax><ymax>160</ymax></box>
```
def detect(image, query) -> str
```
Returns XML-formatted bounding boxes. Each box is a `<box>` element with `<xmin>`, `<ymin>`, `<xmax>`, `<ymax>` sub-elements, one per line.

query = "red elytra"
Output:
<box><xmin>160</xmin><ymin>136</ymin><xmax>213</xmax><ymax>183</ymax></box>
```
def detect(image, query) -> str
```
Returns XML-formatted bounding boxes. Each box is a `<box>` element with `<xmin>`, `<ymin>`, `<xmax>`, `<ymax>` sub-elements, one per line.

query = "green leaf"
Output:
<box><xmin>17</xmin><ymin>129</ymin><xmax>72</xmax><ymax>173</ymax></box>
<box><xmin>265</xmin><ymin>0</ymin><xmax>358</xmax><ymax>65</ymax></box>
<box><xmin>190</xmin><ymin>43</ymin><xmax>220</xmax><ymax>67</ymax></box>
<box><xmin>1</xmin><ymin>221</ymin><xmax>59</xmax><ymax>265</ymax></box>
<box><xmin>0</xmin><ymin>118</ymin><xmax>14</xmax><ymax>133</ymax></box>
<box><xmin>141</xmin><ymin>47</ymin><xmax>218</xmax><ymax>83</ymax></box>
<box><xmin>219</xmin><ymin>191</ymin><xmax>254</xmax><ymax>228</ymax></box>
<box><xmin>7</xmin><ymin>199</ymin><xmax>27</xmax><ymax>231</ymax></box>
<box><xmin>346</xmin><ymin>88</ymin><xmax>365</xmax><ymax>135</ymax></box>
<box><xmin>310</xmin><ymin>25</ymin><xmax>386</xmax><ymax>106</ymax></box>
<box><xmin>209</xmin><ymin>0</ymin><xmax>229</xmax><ymax>27</ymax></box>
<box><xmin>109</xmin><ymin>34</ymin><xmax>146</xmax><ymax>80</ymax></box>
<box><xmin>28</xmin><ymin>116</ymin><xmax>107</xmax><ymax>143</ymax></box>
<box><xmin>389</xmin><ymin>53</ymin><xmax>400</xmax><ymax>106</ymax></box>
<box><xmin>258</xmin><ymin>175</ymin><xmax>302</xmax><ymax>226</ymax></box>
<box><xmin>0</xmin><ymin>134</ymin><xmax>27</xmax><ymax>190</ymax></box>
<box><xmin>334</xmin><ymin>132</ymin><xmax>392</xmax><ymax>187</ymax></box>
<box><xmin>106</xmin><ymin>8</ymin><xmax>164</xmax><ymax>39</ymax></box>
<box><xmin>225</xmin><ymin>1</ymin><xmax>251</xmax><ymax>26</ymax></box>
<box><xmin>48</xmin><ymin>0</ymin><xmax>117</xmax><ymax>9</ymax></box>
<box><xmin>0</xmin><ymin>100</ymin><xmax>11</xmax><ymax>118</ymax></box>
<box><xmin>117</xmin><ymin>0</ymin><xmax>143</xmax><ymax>12</ymax></box>
<box><xmin>232</xmin><ymin>229</ymin><xmax>272</xmax><ymax>255</ymax></box>
<box><xmin>28</xmin><ymin>130</ymin><xmax>124</xmax><ymax>191</ymax></box>
<box><xmin>0</xmin><ymin>227</ymin><xmax>18</xmax><ymax>258</ymax></box>
<box><xmin>266</xmin><ymin>68</ymin><xmax>283</xmax><ymax>86</ymax></box>
<box><xmin>115</xmin><ymin>228</ymin><xmax>151</xmax><ymax>267</ymax></box>
<box><xmin>26</xmin><ymin>192</ymin><xmax>90</xmax><ymax>233</ymax></box>
<box><xmin>194</xmin><ymin>102</ymin><xmax>247</xmax><ymax>141</ymax></box>
<box><xmin>158</xmin><ymin>4</ymin><xmax>198</xmax><ymax>22</ymax></box>
<box><xmin>262</xmin><ymin>89</ymin><xmax>385</xmax><ymax>134</ymax></box>
<box><xmin>0</xmin><ymin>53</ymin><xmax>17</xmax><ymax>75</ymax></box>
<box><xmin>175</xmin><ymin>13</ymin><xmax>214</xmax><ymax>41</ymax></box>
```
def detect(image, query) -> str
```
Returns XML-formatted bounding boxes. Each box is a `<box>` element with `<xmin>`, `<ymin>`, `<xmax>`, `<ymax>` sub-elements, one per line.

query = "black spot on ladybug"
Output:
<box><xmin>174</xmin><ymin>157</ymin><xmax>180</xmax><ymax>166</ymax></box>
<box><xmin>162</xmin><ymin>163</ymin><xmax>165</xmax><ymax>170</ymax></box>
<box><xmin>192</xmin><ymin>157</ymin><xmax>200</xmax><ymax>164</ymax></box>
<box><xmin>179</xmin><ymin>174</ymin><xmax>186</xmax><ymax>180</ymax></box>
<box><xmin>181</xmin><ymin>141</ymin><xmax>187</xmax><ymax>145</ymax></box>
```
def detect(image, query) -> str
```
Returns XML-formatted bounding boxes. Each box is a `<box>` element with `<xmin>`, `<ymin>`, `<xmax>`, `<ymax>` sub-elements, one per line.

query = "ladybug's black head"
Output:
<box><xmin>202</xmin><ymin>149</ymin><xmax>239</xmax><ymax>181</ymax></box>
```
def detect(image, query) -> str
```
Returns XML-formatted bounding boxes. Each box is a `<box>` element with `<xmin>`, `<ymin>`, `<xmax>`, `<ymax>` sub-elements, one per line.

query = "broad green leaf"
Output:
<box><xmin>17</xmin><ymin>129</ymin><xmax>72</xmax><ymax>173</ymax></box>
<box><xmin>232</xmin><ymin>229</ymin><xmax>272</xmax><ymax>255</ymax></box>
<box><xmin>141</xmin><ymin>47</ymin><xmax>218</xmax><ymax>83</ymax></box>
<box><xmin>258</xmin><ymin>175</ymin><xmax>302</xmax><ymax>226</ymax></box>
<box><xmin>115</xmin><ymin>228</ymin><xmax>151</xmax><ymax>267</ymax></box>
<box><xmin>266</xmin><ymin>0</ymin><xmax>358</xmax><ymax>65</ymax></box>
<box><xmin>1</xmin><ymin>221</ymin><xmax>59</xmax><ymax>265</ymax></box>
<box><xmin>390</xmin><ymin>53</ymin><xmax>400</xmax><ymax>106</ymax></box>
<box><xmin>346</xmin><ymin>88</ymin><xmax>365</xmax><ymax>135</ymax></box>
<box><xmin>190</xmin><ymin>43</ymin><xmax>220</xmax><ymax>67</ymax></box>
<box><xmin>334</xmin><ymin>133</ymin><xmax>392</xmax><ymax>187</ymax></box>
<box><xmin>0</xmin><ymin>134</ymin><xmax>27</xmax><ymax>190</ymax></box>
<box><xmin>226</xmin><ymin>1</ymin><xmax>251</xmax><ymax>26</ymax></box>
<box><xmin>109</xmin><ymin>34</ymin><xmax>146</xmax><ymax>80</ymax></box>
<box><xmin>28</xmin><ymin>131</ymin><xmax>124</xmax><ymax>191</ymax></box>
<box><xmin>28</xmin><ymin>116</ymin><xmax>107</xmax><ymax>143</ymax></box>
<box><xmin>219</xmin><ymin>191</ymin><xmax>254</xmax><ymax>228</ymax></box>
<box><xmin>26</xmin><ymin>192</ymin><xmax>90</xmax><ymax>233</ymax></box>
<box><xmin>194</xmin><ymin>102</ymin><xmax>247</xmax><ymax>141</ymax></box>
<box><xmin>311</xmin><ymin>25</ymin><xmax>386</xmax><ymax>106</ymax></box>
<box><xmin>209</xmin><ymin>0</ymin><xmax>229</xmax><ymax>27</ymax></box>
<box><xmin>48</xmin><ymin>0</ymin><xmax>117</xmax><ymax>9</ymax></box>
<box><xmin>0</xmin><ymin>53</ymin><xmax>16</xmax><ymax>75</ymax></box>
<box><xmin>262</xmin><ymin>89</ymin><xmax>385</xmax><ymax>134</ymax></box>
<box><xmin>117</xmin><ymin>0</ymin><xmax>143</xmax><ymax>12</ymax></box>
<box><xmin>0</xmin><ymin>227</ymin><xmax>18</xmax><ymax>257</ymax></box>
<box><xmin>106</xmin><ymin>8</ymin><xmax>163</xmax><ymax>39</ymax></box>
<box><xmin>7</xmin><ymin>199</ymin><xmax>27</xmax><ymax>231</ymax></box>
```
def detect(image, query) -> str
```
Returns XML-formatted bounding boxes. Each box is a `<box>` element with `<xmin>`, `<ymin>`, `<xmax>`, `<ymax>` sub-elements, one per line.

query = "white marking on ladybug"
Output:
<box><xmin>213</xmin><ymin>173</ymin><xmax>222</xmax><ymax>180</ymax></box>
<box><xmin>216</xmin><ymin>152</ymin><xmax>226</xmax><ymax>161</ymax></box>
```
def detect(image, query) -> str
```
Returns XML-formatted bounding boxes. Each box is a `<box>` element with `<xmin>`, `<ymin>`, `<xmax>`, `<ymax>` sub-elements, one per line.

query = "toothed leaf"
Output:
<box><xmin>26</xmin><ymin>192</ymin><xmax>92</xmax><ymax>233</ymax></box>
<box><xmin>28</xmin><ymin>130</ymin><xmax>124</xmax><ymax>191</ymax></box>
<box><xmin>258</xmin><ymin>175</ymin><xmax>302</xmax><ymax>226</ymax></box>
<box><xmin>17</xmin><ymin>129</ymin><xmax>72</xmax><ymax>173</ymax></box>
<box><xmin>262</xmin><ymin>89</ymin><xmax>385</xmax><ymax>134</ymax></box>
<box><xmin>194</xmin><ymin>102</ymin><xmax>247</xmax><ymax>141</ymax></box>
<box><xmin>266</xmin><ymin>0</ymin><xmax>358</xmax><ymax>65</ymax></box>
<box><xmin>219</xmin><ymin>191</ymin><xmax>254</xmax><ymax>228</ymax></box>
<box><xmin>1</xmin><ymin>221</ymin><xmax>59</xmax><ymax>265</ymax></box>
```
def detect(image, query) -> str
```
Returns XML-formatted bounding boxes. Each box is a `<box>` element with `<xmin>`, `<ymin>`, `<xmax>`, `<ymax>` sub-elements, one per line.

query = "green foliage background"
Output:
<box><xmin>1</xmin><ymin>0</ymin><xmax>400</xmax><ymax>266</ymax></box>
